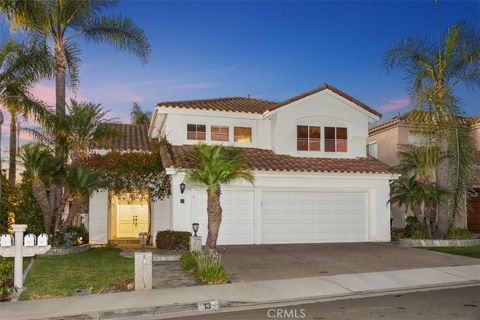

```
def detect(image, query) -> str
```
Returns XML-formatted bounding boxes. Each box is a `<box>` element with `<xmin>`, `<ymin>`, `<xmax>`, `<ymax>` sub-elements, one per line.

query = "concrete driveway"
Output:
<box><xmin>218</xmin><ymin>242</ymin><xmax>480</xmax><ymax>282</ymax></box>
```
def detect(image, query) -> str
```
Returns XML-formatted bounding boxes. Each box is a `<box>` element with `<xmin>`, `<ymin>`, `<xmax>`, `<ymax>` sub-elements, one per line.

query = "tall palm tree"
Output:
<box><xmin>384</xmin><ymin>22</ymin><xmax>480</xmax><ymax>237</ymax></box>
<box><xmin>186</xmin><ymin>143</ymin><xmax>254</xmax><ymax>254</ymax></box>
<box><xmin>1</xmin><ymin>0</ymin><xmax>151</xmax><ymax>218</ymax></box>
<box><xmin>130</xmin><ymin>102</ymin><xmax>151</xmax><ymax>125</ymax></box>
<box><xmin>0</xmin><ymin>109</ymin><xmax>3</xmax><ymax>213</ymax></box>
<box><xmin>0</xmin><ymin>39</ymin><xmax>51</xmax><ymax>186</ymax></box>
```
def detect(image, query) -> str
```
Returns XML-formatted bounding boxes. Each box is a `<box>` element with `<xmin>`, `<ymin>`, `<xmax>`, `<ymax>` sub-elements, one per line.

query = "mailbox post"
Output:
<box><xmin>0</xmin><ymin>224</ymin><xmax>51</xmax><ymax>289</ymax></box>
<box><xmin>13</xmin><ymin>225</ymin><xmax>26</xmax><ymax>288</ymax></box>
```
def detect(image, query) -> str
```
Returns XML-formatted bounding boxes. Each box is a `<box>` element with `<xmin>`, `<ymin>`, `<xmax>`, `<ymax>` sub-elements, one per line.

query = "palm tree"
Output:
<box><xmin>186</xmin><ymin>143</ymin><xmax>254</xmax><ymax>254</ymax></box>
<box><xmin>63</xmin><ymin>166</ymin><xmax>100</xmax><ymax>226</ymax></box>
<box><xmin>0</xmin><ymin>39</ymin><xmax>51</xmax><ymax>186</ymax></box>
<box><xmin>384</xmin><ymin>22</ymin><xmax>480</xmax><ymax>237</ymax></box>
<box><xmin>26</xmin><ymin>99</ymin><xmax>117</xmax><ymax>165</ymax></box>
<box><xmin>1</xmin><ymin>0</ymin><xmax>151</xmax><ymax>218</ymax></box>
<box><xmin>0</xmin><ymin>109</ymin><xmax>3</xmax><ymax>213</ymax></box>
<box><xmin>130</xmin><ymin>102</ymin><xmax>151</xmax><ymax>125</ymax></box>
<box><xmin>19</xmin><ymin>144</ymin><xmax>62</xmax><ymax>233</ymax></box>
<box><xmin>389</xmin><ymin>175</ymin><xmax>424</xmax><ymax>222</ymax></box>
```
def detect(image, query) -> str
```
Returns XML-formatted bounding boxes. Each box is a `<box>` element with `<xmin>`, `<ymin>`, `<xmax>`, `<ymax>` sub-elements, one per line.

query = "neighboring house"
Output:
<box><xmin>367</xmin><ymin>114</ymin><xmax>480</xmax><ymax>231</ymax></box>
<box><xmin>89</xmin><ymin>84</ymin><xmax>394</xmax><ymax>245</ymax></box>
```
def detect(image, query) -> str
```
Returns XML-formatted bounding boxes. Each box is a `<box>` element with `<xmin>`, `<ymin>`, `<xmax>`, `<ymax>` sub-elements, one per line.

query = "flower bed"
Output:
<box><xmin>399</xmin><ymin>238</ymin><xmax>480</xmax><ymax>247</ymax></box>
<box><xmin>45</xmin><ymin>244</ymin><xmax>90</xmax><ymax>256</ymax></box>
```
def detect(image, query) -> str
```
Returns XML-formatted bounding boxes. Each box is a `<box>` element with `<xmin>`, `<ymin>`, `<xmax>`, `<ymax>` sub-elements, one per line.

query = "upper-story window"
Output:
<box><xmin>187</xmin><ymin>124</ymin><xmax>206</xmax><ymax>140</ymax></box>
<box><xmin>297</xmin><ymin>125</ymin><xmax>320</xmax><ymax>151</ymax></box>
<box><xmin>325</xmin><ymin>127</ymin><xmax>347</xmax><ymax>152</ymax></box>
<box><xmin>211</xmin><ymin>126</ymin><xmax>229</xmax><ymax>141</ymax></box>
<box><xmin>234</xmin><ymin>127</ymin><xmax>252</xmax><ymax>143</ymax></box>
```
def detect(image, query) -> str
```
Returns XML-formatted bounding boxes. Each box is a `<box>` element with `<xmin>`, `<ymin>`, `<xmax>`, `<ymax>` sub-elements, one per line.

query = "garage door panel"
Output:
<box><xmin>192</xmin><ymin>190</ymin><xmax>254</xmax><ymax>245</ymax></box>
<box><xmin>262</xmin><ymin>191</ymin><xmax>368</xmax><ymax>244</ymax></box>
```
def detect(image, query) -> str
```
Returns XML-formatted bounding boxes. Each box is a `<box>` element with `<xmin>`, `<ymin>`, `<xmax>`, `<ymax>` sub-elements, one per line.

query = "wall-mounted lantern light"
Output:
<box><xmin>192</xmin><ymin>223</ymin><xmax>199</xmax><ymax>237</ymax></box>
<box><xmin>180</xmin><ymin>182</ymin><xmax>186</xmax><ymax>194</ymax></box>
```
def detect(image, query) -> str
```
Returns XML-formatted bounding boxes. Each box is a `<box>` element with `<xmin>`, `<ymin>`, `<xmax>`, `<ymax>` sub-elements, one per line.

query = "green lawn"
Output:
<box><xmin>428</xmin><ymin>246</ymin><xmax>480</xmax><ymax>259</ymax></box>
<box><xmin>21</xmin><ymin>247</ymin><xmax>133</xmax><ymax>300</ymax></box>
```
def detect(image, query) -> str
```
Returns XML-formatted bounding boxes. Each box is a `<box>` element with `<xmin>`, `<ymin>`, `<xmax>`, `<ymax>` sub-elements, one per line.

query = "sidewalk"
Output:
<box><xmin>2</xmin><ymin>264</ymin><xmax>479</xmax><ymax>320</ymax></box>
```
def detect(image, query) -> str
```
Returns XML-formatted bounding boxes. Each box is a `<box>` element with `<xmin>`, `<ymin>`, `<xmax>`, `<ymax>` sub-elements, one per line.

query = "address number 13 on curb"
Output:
<box><xmin>198</xmin><ymin>300</ymin><xmax>220</xmax><ymax>311</ymax></box>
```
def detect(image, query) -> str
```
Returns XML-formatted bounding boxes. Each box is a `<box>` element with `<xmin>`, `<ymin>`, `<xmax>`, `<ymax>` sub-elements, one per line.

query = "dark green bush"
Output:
<box><xmin>155</xmin><ymin>230</ymin><xmax>191</xmax><ymax>250</ymax></box>
<box><xmin>391</xmin><ymin>227</ymin><xmax>405</xmax><ymax>240</ymax></box>
<box><xmin>53</xmin><ymin>225</ymin><xmax>89</xmax><ymax>247</ymax></box>
<box><xmin>0</xmin><ymin>258</ymin><xmax>15</xmax><ymax>301</ymax></box>
<box><xmin>11</xmin><ymin>177</ymin><xmax>44</xmax><ymax>235</ymax></box>
<box><xmin>448</xmin><ymin>228</ymin><xmax>475</xmax><ymax>239</ymax></box>
<box><xmin>404</xmin><ymin>216</ymin><xmax>427</xmax><ymax>239</ymax></box>
<box><xmin>180</xmin><ymin>251</ymin><xmax>200</xmax><ymax>272</ymax></box>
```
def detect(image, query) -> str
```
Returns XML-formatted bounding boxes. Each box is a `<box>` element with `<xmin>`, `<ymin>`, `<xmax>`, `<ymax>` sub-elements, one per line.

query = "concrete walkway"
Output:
<box><xmin>2</xmin><ymin>264</ymin><xmax>479</xmax><ymax>320</ymax></box>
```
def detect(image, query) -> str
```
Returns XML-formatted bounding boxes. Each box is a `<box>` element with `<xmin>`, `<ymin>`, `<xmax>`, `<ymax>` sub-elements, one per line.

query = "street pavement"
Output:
<box><xmin>168</xmin><ymin>286</ymin><xmax>480</xmax><ymax>320</ymax></box>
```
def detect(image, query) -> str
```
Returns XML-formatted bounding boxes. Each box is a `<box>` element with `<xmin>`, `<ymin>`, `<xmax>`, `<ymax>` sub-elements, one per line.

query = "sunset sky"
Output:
<box><xmin>0</xmin><ymin>0</ymin><xmax>479</xmax><ymax>147</ymax></box>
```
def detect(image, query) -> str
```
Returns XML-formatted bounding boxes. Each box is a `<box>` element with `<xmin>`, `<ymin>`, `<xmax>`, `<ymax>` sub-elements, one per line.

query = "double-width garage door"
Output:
<box><xmin>261</xmin><ymin>191</ymin><xmax>368</xmax><ymax>244</ymax></box>
<box><xmin>192</xmin><ymin>190</ymin><xmax>368</xmax><ymax>245</ymax></box>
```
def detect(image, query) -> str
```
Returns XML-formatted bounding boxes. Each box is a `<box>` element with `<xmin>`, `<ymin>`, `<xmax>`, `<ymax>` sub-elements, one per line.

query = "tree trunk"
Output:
<box><xmin>0</xmin><ymin>110</ymin><xmax>3</xmax><ymax>216</ymax></box>
<box><xmin>205</xmin><ymin>188</ymin><xmax>222</xmax><ymax>255</ymax></box>
<box><xmin>411</xmin><ymin>204</ymin><xmax>424</xmax><ymax>223</ymax></box>
<box><xmin>436</xmin><ymin>139</ymin><xmax>449</xmax><ymax>238</ymax></box>
<box><xmin>54</xmin><ymin>44</ymin><xmax>68</xmax><ymax>223</ymax></box>
<box><xmin>8</xmin><ymin>115</ymin><xmax>16</xmax><ymax>187</ymax></box>
<box><xmin>54</xmin><ymin>186</ymin><xmax>71</xmax><ymax>231</ymax></box>
<box><xmin>64</xmin><ymin>198</ymin><xmax>81</xmax><ymax>227</ymax></box>
<box><xmin>31</xmin><ymin>179</ymin><xmax>52</xmax><ymax>234</ymax></box>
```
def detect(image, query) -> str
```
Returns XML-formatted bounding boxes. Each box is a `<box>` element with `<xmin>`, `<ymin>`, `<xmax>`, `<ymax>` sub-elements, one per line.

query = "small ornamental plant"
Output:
<box><xmin>0</xmin><ymin>259</ymin><xmax>15</xmax><ymax>302</ymax></box>
<box><xmin>180</xmin><ymin>251</ymin><xmax>230</xmax><ymax>285</ymax></box>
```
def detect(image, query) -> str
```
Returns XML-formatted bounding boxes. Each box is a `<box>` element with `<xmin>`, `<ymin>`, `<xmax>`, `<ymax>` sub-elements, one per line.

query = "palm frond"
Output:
<box><xmin>81</xmin><ymin>15</ymin><xmax>151</xmax><ymax>63</ymax></box>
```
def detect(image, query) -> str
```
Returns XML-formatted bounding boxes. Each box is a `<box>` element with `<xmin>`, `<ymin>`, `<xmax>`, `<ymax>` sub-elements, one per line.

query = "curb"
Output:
<box><xmin>34</xmin><ymin>279</ymin><xmax>480</xmax><ymax>320</ymax></box>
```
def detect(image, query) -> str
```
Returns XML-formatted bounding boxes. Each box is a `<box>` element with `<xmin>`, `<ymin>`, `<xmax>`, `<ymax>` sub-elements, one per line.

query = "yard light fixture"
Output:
<box><xmin>180</xmin><ymin>182</ymin><xmax>186</xmax><ymax>194</ymax></box>
<box><xmin>139</xmin><ymin>232</ymin><xmax>148</xmax><ymax>251</ymax></box>
<box><xmin>192</xmin><ymin>223</ymin><xmax>199</xmax><ymax>237</ymax></box>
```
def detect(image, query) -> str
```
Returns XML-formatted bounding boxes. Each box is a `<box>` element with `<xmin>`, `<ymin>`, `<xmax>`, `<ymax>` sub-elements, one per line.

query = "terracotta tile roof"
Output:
<box><xmin>268</xmin><ymin>83</ymin><xmax>382</xmax><ymax>118</ymax></box>
<box><xmin>369</xmin><ymin>113</ymin><xmax>480</xmax><ymax>135</ymax></box>
<box><xmin>157</xmin><ymin>97</ymin><xmax>277</xmax><ymax>114</ymax></box>
<box><xmin>156</xmin><ymin>83</ymin><xmax>381</xmax><ymax>117</ymax></box>
<box><xmin>160</xmin><ymin>144</ymin><xmax>391</xmax><ymax>174</ymax></box>
<box><xmin>95</xmin><ymin>124</ymin><xmax>151</xmax><ymax>151</ymax></box>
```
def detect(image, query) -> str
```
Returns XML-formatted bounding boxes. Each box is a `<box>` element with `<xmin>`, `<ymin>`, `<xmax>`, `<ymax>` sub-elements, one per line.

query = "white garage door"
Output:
<box><xmin>262</xmin><ymin>191</ymin><xmax>368</xmax><ymax>244</ymax></box>
<box><xmin>192</xmin><ymin>190</ymin><xmax>254</xmax><ymax>245</ymax></box>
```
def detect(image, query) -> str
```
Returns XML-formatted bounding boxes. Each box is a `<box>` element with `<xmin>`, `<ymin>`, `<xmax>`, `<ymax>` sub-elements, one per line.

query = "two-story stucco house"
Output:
<box><xmin>368</xmin><ymin>114</ymin><xmax>480</xmax><ymax>232</ymax></box>
<box><xmin>88</xmin><ymin>84</ymin><xmax>394</xmax><ymax>245</ymax></box>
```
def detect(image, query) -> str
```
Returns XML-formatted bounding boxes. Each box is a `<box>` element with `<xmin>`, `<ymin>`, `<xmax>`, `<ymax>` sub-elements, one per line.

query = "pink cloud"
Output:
<box><xmin>380</xmin><ymin>97</ymin><xmax>411</xmax><ymax>112</ymax></box>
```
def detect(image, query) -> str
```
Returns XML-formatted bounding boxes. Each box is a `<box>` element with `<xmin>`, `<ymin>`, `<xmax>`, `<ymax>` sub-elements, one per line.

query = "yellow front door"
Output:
<box><xmin>110</xmin><ymin>192</ymin><xmax>150</xmax><ymax>239</ymax></box>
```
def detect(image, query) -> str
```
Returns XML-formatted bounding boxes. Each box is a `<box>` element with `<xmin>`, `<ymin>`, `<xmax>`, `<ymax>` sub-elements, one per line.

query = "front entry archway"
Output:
<box><xmin>109</xmin><ymin>191</ymin><xmax>150</xmax><ymax>240</ymax></box>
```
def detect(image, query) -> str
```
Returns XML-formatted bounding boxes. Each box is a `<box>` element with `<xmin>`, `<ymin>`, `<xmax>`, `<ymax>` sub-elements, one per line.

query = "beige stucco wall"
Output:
<box><xmin>368</xmin><ymin>125</ymin><xmax>401</xmax><ymax>167</ymax></box>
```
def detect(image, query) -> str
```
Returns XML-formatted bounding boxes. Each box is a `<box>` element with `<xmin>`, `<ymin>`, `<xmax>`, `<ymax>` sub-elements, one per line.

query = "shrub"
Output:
<box><xmin>391</xmin><ymin>227</ymin><xmax>405</xmax><ymax>240</ymax></box>
<box><xmin>0</xmin><ymin>259</ymin><xmax>15</xmax><ymax>301</ymax></box>
<box><xmin>195</xmin><ymin>255</ymin><xmax>231</xmax><ymax>284</ymax></box>
<box><xmin>114</xmin><ymin>276</ymin><xmax>133</xmax><ymax>291</ymax></box>
<box><xmin>448</xmin><ymin>228</ymin><xmax>475</xmax><ymax>239</ymax></box>
<box><xmin>180</xmin><ymin>251</ymin><xmax>200</xmax><ymax>272</ymax></box>
<box><xmin>156</xmin><ymin>230</ymin><xmax>191</xmax><ymax>250</ymax></box>
<box><xmin>404</xmin><ymin>216</ymin><xmax>427</xmax><ymax>239</ymax></box>
<box><xmin>11</xmin><ymin>177</ymin><xmax>44</xmax><ymax>235</ymax></box>
<box><xmin>53</xmin><ymin>225</ymin><xmax>89</xmax><ymax>247</ymax></box>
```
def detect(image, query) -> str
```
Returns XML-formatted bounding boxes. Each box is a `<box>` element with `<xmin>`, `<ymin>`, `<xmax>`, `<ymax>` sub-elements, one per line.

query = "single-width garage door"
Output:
<box><xmin>262</xmin><ymin>191</ymin><xmax>368</xmax><ymax>244</ymax></box>
<box><xmin>192</xmin><ymin>190</ymin><xmax>254</xmax><ymax>245</ymax></box>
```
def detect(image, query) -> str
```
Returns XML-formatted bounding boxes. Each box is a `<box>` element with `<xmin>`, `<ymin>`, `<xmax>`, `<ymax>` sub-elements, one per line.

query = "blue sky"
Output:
<box><xmin>1</xmin><ymin>0</ymin><xmax>480</xmax><ymax>145</ymax></box>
